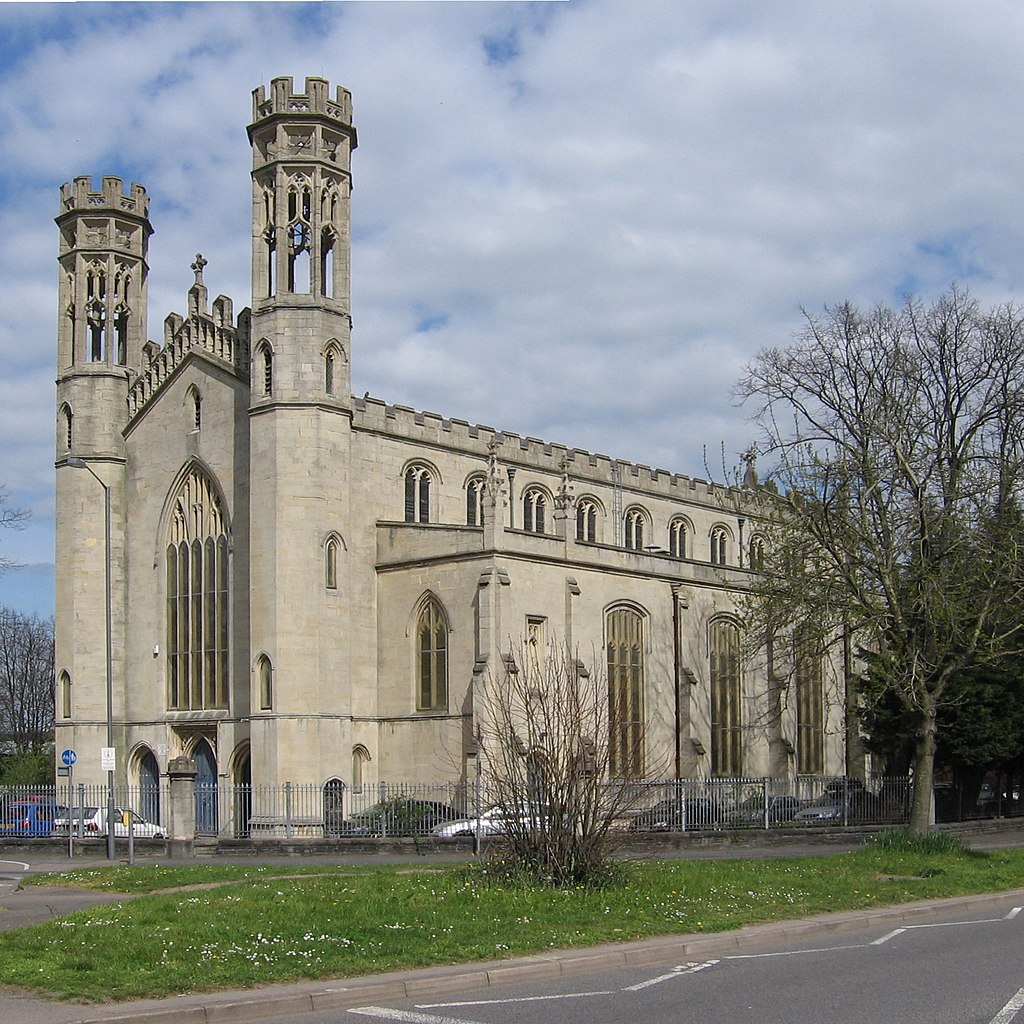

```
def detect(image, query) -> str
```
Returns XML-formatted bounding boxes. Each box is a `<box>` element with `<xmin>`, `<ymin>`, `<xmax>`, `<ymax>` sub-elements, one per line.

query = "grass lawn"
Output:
<box><xmin>4</xmin><ymin>842</ymin><xmax>1024</xmax><ymax>1003</ymax></box>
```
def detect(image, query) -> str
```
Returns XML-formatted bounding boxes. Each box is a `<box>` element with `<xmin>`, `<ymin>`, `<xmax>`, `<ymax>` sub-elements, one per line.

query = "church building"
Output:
<box><xmin>53</xmin><ymin>77</ymin><xmax>848</xmax><ymax>829</ymax></box>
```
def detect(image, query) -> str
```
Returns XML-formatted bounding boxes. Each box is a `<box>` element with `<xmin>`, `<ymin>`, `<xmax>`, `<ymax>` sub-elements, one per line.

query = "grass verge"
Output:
<box><xmin>4</xmin><ymin>843</ymin><xmax>1024</xmax><ymax>1003</ymax></box>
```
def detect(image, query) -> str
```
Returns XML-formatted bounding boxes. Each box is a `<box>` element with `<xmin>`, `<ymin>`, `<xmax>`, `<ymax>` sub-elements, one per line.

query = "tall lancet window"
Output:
<box><xmin>166</xmin><ymin>468</ymin><xmax>230</xmax><ymax>711</ymax></box>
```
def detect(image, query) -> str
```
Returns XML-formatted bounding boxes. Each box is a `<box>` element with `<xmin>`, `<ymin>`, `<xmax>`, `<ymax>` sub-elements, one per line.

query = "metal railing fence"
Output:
<box><xmin>0</xmin><ymin>774</ymin><xmax>1017</xmax><ymax>839</ymax></box>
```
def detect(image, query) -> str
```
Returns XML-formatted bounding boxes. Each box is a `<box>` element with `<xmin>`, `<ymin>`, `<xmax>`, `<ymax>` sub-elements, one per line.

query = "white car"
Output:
<box><xmin>431</xmin><ymin>803</ymin><xmax>552</xmax><ymax>838</ymax></box>
<box><xmin>53</xmin><ymin>806</ymin><xmax>167</xmax><ymax>839</ymax></box>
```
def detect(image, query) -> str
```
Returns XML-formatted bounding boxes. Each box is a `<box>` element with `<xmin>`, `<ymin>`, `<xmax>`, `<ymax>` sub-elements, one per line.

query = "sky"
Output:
<box><xmin>3</xmin><ymin>0</ymin><xmax>1024</xmax><ymax>617</ymax></box>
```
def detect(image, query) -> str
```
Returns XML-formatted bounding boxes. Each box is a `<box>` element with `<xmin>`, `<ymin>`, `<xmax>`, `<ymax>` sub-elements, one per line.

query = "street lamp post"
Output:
<box><xmin>67</xmin><ymin>457</ymin><xmax>117</xmax><ymax>861</ymax></box>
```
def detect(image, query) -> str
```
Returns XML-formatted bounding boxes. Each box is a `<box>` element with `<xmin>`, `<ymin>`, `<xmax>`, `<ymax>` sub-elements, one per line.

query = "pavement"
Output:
<box><xmin>1</xmin><ymin>825</ymin><xmax>1023</xmax><ymax>1024</ymax></box>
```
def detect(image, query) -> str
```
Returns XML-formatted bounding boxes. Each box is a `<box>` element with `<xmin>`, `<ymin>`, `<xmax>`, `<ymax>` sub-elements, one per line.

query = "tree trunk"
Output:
<box><xmin>908</xmin><ymin>699</ymin><xmax>938</xmax><ymax>834</ymax></box>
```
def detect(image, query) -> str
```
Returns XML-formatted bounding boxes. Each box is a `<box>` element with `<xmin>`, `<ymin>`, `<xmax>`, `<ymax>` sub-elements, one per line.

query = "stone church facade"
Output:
<box><xmin>53</xmin><ymin>77</ymin><xmax>847</xmax><ymax>818</ymax></box>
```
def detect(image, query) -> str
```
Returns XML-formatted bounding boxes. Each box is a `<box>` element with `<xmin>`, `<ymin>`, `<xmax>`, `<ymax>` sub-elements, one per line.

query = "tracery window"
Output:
<box><xmin>416</xmin><ymin>597</ymin><xmax>448</xmax><ymax>711</ymax></box>
<box><xmin>606</xmin><ymin>607</ymin><xmax>644</xmax><ymax>777</ymax></box>
<box><xmin>624</xmin><ymin>507</ymin><xmax>647</xmax><ymax>551</ymax></box>
<box><xmin>710</xmin><ymin>619</ymin><xmax>742</xmax><ymax>776</ymax></box>
<box><xmin>165</xmin><ymin>468</ymin><xmax>229</xmax><ymax>711</ymax></box>
<box><xmin>404</xmin><ymin>465</ymin><xmax>432</xmax><ymax>523</ymax></box>
<box><xmin>668</xmin><ymin>517</ymin><xmax>688</xmax><ymax>558</ymax></box>
<box><xmin>710</xmin><ymin>526</ymin><xmax>729</xmax><ymax>565</ymax></box>
<box><xmin>523</xmin><ymin>488</ymin><xmax>547</xmax><ymax>534</ymax></box>
<box><xmin>576</xmin><ymin>499</ymin><xmax>597</xmax><ymax>542</ymax></box>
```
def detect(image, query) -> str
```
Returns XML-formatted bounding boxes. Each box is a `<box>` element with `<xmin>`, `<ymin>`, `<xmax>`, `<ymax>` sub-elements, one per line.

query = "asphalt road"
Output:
<box><xmin>286</xmin><ymin>894</ymin><xmax>1024</xmax><ymax>1024</ymax></box>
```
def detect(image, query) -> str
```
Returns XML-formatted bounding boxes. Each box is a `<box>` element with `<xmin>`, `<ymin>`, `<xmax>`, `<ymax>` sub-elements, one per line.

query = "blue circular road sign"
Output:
<box><xmin>60</xmin><ymin>749</ymin><xmax>77</xmax><ymax>767</ymax></box>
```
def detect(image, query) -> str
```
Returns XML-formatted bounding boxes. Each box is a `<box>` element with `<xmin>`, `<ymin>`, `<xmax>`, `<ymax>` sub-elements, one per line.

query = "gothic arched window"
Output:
<box><xmin>416</xmin><ymin>597</ymin><xmax>448</xmax><ymax>711</ymax></box>
<box><xmin>710</xmin><ymin>526</ymin><xmax>729</xmax><ymax>565</ymax></box>
<box><xmin>466</xmin><ymin>475</ymin><xmax>485</xmax><ymax>527</ymax></box>
<box><xmin>523</xmin><ymin>488</ymin><xmax>547</xmax><ymax>534</ymax></box>
<box><xmin>606</xmin><ymin>607</ymin><xmax>645</xmax><ymax>777</ymax></box>
<box><xmin>796</xmin><ymin>637</ymin><xmax>824</xmax><ymax>774</ymax></box>
<box><xmin>404</xmin><ymin>464</ymin><xmax>432</xmax><ymax>523</ymax></box>
<box><xmin>669</xmin><ymin>517</ymin><xmax>688</xmax><ymax>558</ymax></box>
<box><xmin>165</xmin><ymin>468</ymin><xmax>229</xmax><ymax>711</ymax></box>
<box><xmin>325</xmin><ymin>535</ymin><xmax>340</xmax><ymax>590</ymax></box>
<box><xmin>576</xmin><ymin>499</ymin><xmax>598</xmax><ymax>542</ymax></box>
<box><xmin>624</xmin><ymin>507</ymin><xmax>647</xmax><ymax>551</ymax></box>
<box><xmin>710</xmin><ymin>619</ymin><xmax>742</xmax><ymax>776</ymax></box>
<box><xmin>256</xmin><ymin>654</ymin><xmax>273</xmax><ymax>710</ymax></box>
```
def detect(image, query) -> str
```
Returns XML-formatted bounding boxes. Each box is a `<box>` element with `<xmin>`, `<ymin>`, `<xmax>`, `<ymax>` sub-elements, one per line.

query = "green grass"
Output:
<box><xmin>5</xmin><ymin>844</ymin><xmax>1024</xmax><ymax>1003</ymax></box>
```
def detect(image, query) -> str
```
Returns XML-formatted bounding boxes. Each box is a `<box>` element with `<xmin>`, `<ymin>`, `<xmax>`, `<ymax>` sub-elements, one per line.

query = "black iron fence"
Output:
<box><xmin>0</xmin><ymin>775</ymin><xmax>1016</xmax><ymax>839</ymax></box>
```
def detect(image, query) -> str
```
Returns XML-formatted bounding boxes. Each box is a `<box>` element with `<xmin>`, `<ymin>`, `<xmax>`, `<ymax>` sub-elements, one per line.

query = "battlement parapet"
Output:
<box><xmin>251</xmin><ymin>76</ymin><xmax>353</xmax><ymax>126</ymax></box>
<box><xmin>59</xmin><ymin>176</ymin><xmax>150</xmax><ymax>219</ymax></box>
<box><xmin>351</xmin><ymin>395</ymin><xmax>736</xmax><ymax>505</ymax></box>
<box><xmin>127</xmin><ymin>296</ymin><xmax>248</xmax><ymax>421</ymax></box>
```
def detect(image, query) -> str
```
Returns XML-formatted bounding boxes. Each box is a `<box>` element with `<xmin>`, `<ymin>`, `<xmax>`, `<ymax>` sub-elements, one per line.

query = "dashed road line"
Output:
<box><xmin>360</xmin><ymin>906</ymin><xmax>1024</xmax><ymax>1023</ymax></box>
<box><xmin>349</xmin><ymin>1008</ymin><xmax>483</xmax><ymax>1024</ymax></box>
<box><xmin>624</xmin><ymin>960</ymin><xmax>720</xmax><ymax>991</ymax></box>
<box><xmin>989</xmin><ymin>986</ymin><xmax>1024</xmax><ymax>1024</ymax></box>
<box><xmin>417</xmin><ymin>990</ymin><xmax>614</xmax><ymax>1008</ymax></box>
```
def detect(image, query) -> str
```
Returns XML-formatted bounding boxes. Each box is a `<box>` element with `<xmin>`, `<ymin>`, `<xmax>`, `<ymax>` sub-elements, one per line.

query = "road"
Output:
<box><xmin>273</xmin><ymin>895</ymin><xmax>1024</xmax><ymax>1024</ymax></box>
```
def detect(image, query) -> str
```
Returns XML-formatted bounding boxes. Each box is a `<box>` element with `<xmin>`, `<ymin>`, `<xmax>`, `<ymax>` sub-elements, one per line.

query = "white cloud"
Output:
<box><xmin>4</xmin><ymin>0</ymin><xmax>1024</xmax><ymax>581</ymax></box>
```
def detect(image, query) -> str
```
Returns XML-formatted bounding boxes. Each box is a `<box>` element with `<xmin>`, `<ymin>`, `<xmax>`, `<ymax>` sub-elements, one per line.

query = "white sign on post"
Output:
<box><xmin>100</xmin><ymin>747</ymin><xmax>116</xmax><ymax>772</ymax></box>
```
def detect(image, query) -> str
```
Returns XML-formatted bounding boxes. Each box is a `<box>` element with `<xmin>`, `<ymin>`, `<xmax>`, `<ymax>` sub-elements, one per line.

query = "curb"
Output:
<box><xmin>53</xmin><ymin>887</ymin><xmax>1024</xmax><ymax>1024</ymax></box>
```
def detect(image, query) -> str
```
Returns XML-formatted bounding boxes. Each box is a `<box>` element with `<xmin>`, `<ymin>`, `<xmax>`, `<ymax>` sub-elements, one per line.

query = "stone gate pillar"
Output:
<box><xmin>166</xmin><ymin>755</ymin><xmax>197</xmax><ymax>854</ymax></box>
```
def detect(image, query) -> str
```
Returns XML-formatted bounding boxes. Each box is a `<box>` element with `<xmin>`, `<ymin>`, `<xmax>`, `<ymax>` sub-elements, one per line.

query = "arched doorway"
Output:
<box><xmin>193</xmin><ymin>739</ymin><xmax>218</xmax><ymax>835</ymax></box>
<box><xmin>233</xmin><ymin>748</ymin><xmax>252</xmax><ymax>838</ymax></box>
<box><xmin>138</xmin><ymin>750</ymin><xmax>161</xmax><ymax>826</ymax></box>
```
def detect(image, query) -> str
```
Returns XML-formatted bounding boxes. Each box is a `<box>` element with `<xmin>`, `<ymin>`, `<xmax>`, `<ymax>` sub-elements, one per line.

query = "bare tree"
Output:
<box><xmin>0</xmin><ymin>606</ymin><xmax>55</xmax><ymax>756</ymax></box>
<box><xmin>736</xmin><ymin>287</ymin><xmax>1024</xmax><ymax>833</ymax></box>
<box><xmin>474</xmin><ymin>642</ymin><xmax>653</xmax><ymax>885</ymax></box>
<box><xmin>0</xmin><ymin>486</ymin><xmax>28</xmax><ymax>573</ymax></box>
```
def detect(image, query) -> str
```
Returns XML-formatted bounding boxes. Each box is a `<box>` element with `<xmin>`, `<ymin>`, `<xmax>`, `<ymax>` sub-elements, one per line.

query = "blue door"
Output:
<box><xmin>193</xmin><ymin>739</ymin><xmax>218</xmax><ymax>835</ymax></box>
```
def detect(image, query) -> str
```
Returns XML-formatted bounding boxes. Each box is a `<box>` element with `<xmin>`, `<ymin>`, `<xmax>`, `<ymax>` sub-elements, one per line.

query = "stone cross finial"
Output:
<box><xmin>191</xmin><ymin>253</ymin><xmax>208</xmax><ymax>284</ymax></box>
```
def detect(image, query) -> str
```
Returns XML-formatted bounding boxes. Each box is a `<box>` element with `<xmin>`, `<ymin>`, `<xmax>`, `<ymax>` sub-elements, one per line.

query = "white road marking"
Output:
<box><xmin>624</xmin><ymin>960</ymin><xmax>719</xmax><ymax>991</ymax></box>
<box><xmin>349</xmin><ymin>1008</ymin><xmax>482</xmax><ymax>1024</ymax></box>
<box><xmin>989</xmin><ymin>986</ymin><xmax>1024</xmax><ymax>1024</ymax></box>
<box><xmin>0</xmin><ymin>860</ymin><xmax>30</xmax><ymax>871</ymax></box>
<box><xmin>360</xmin><ymin>905</ymin><xmax>1024</xmax><ymax>1021</ymax></box>
<box><xmin>417</xmin><ymin>990</ymin><xmax>614</xmax><ymax>1008</ymax></box>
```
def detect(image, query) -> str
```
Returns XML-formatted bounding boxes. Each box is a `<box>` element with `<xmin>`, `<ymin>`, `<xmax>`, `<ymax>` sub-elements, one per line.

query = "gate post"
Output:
<box><xmin>166</xmin><ymin>755</ymin><xmax>197</xmax><ymax>855</ymax></box>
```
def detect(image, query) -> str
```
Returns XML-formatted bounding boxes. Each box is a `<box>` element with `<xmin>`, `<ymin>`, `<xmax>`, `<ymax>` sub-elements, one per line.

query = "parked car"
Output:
<box><xmin>628</xmin><ymin>796</ymin><xmax>723</xmax><ymax>832</ymax></box>
<box><xmin>53</xmin><ymin>806</ymin><xmax>167</xmax><ymax>838</ymax></box>
<box><xmin>431</xmin><ymin>802</ymin><xmax>554</xmax><ymax>838</ymax></box>
<box><xmin>727</xmin><ymin>794</ymin><xmax>805</xmax><ymax>826</ymax></box>
<box><xmin>348</xmin><ymin>798</ymin><xmax>458</xmax><ymax>836</ymax></box>
<box><xmin>794</xmin><ymin>780</ymin><xmax>880</xmax><ymax>824</ymax></box>
<box><xmin>0</xmin><ymin>800</ymin><xmax>63</xmax><ymax>837</ymax></box>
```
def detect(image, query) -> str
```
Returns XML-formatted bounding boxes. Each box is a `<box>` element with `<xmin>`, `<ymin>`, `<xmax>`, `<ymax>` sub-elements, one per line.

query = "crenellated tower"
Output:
<box><xmin>55</xmin><ymin>176</ymin><xmax>152</xmax><ymax>458</ymax></box>
<box><xmin>246</xmin><ymin>77</ymin><xmax>358</xmax><ymax>784</ymax></box>
<box><xmin>248</xmin><ymin>75</ymin><xmax>356</xmax><ymax>400</ymax></box>
<box><xmin>53</xmin><ymin>177</ymin><xmax>152</xmax><ymax>784</ymax></box>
